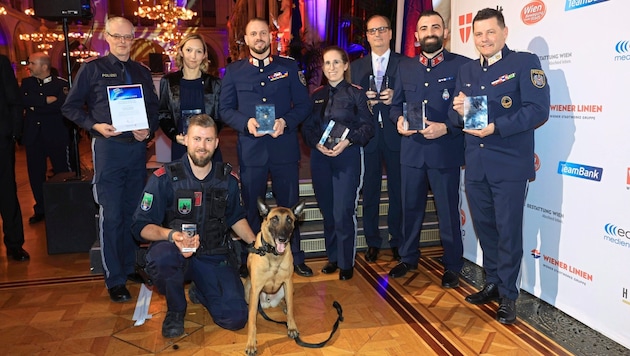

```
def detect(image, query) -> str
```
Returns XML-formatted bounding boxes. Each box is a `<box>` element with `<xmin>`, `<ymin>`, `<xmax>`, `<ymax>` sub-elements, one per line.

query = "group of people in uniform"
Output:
<box><xmin>0</xmin><ymin>5</ymin><xmax>549</xmax><ymax>340</ymax></box>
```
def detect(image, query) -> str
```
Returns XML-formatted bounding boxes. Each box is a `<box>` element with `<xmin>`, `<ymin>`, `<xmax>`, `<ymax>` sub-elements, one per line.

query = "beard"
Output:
<box><xmin>420</xmin><ymin>35</ymin><xmax>443</xmax><ymax>54</ymax></box>
<box><xmin>189</xmin><ymin>150</ymin><xmax>212</xmax><ymax>168</ymax></box>
<box><xmin>249</xmin><ymin>40</ymin><xmax>270</xmax><ymax>55</ymax></box>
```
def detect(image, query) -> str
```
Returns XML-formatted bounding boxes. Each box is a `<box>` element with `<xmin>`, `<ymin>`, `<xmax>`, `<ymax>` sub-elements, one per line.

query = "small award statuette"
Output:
<box><xmin>181</xmin><ymin>223</ymin><xmax>197</xmax><ymax>253</ymax></box>
<box><xmin>255</xmin><ymin>104</ymin><xmax>276</xmax><ymax>134</ymax></box>
<box><xmin>403</xmin><ymin>101</ymin><xmax>425</xmax><ymax>131</ymax></box>
<box><xmin>318</xmin><ymin>120</ymin><xmax>350</xmax><ymax>150</ymax></box>
<box><xmin>463</xmin><ymin>95</ymin><xmax>488</xmax><ymax>129</ymax></box>
<box><xmin>368</xmin><ymin>75</ymin><xmax>389</xmax><ymax>102</ymax></box>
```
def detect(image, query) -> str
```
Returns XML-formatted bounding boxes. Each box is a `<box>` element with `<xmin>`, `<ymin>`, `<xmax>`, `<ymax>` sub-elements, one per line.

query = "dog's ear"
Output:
<box><xmin>292</xmin><ymin>200</ymin><xmax>305</xmax><ymax>217</ymax></box>
<box><xmin>257</xmin><ymin>197</ymin><xmax>270</xmax><ymax>217</ymax></box>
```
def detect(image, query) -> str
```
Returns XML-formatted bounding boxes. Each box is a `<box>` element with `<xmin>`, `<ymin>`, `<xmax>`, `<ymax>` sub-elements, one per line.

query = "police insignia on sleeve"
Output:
<box><xmin>141</xmin><ymin>192</ymin><xmax>153</xmax><ymax>211</ymax></box>
<box><xmin>531</xmin><ymin>69</ymin><xmax>546</xmax><ymax>88</ymax></box>
<box><xmin>178</xmin><ymin>198</ymin><xmax>192</xmax><ymax>214</ymax></box>
<box><xmin>501</xmin><ymin>96</ymin><xmax>513</xmax><ymax>109</ymax></box>
<box><xmin>298</xmin><ymin>71</ymin><xmax>307</xmax><ymax>86</ymax></box>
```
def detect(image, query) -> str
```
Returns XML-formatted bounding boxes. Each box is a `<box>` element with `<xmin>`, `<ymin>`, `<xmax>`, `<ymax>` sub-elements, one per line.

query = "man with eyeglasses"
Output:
<box><xmin>388</xmin><ymin>10</ymin><xmax>469</xmax><ymax>290</ymax></box>
<box><xmin>62</xmin><ymin>16</ymin><xmax>159</xmax><ymax>303</ymax></box>
<box><xmin>350</xmin><ymin>15</ymin><xmax>404</xmax><ymax>264</ymax></box>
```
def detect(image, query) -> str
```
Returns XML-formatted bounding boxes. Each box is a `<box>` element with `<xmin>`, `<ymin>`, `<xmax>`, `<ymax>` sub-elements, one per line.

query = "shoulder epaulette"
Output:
<box><xmin>313</xmin><ymin>85</ymin><xmax>325</xmax><ymax>93</ymax></box>
<box><xmin>279</xmin><ymin>54</ymin><xmax>296</xmax><ymax>60</ymax></box>
<box><xmin>350</xmin><ymin>83</ymin><xmax>363</xmax><ymax>90</ymax></box>
<box><xmin>84</xmin><ymin>56</ymin><xmax>100</xmax><ymax>63</ymax></box>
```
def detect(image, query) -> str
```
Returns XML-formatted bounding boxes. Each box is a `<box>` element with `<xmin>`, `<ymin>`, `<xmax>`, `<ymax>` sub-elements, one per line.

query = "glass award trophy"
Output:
<box><xmin>255</xmin><ymin>104</ymin><xmax>276</xmax><ymax>134</ymax></box>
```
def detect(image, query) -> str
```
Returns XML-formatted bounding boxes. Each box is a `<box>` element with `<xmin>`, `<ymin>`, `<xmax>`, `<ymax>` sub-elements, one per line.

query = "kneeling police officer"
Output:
<box><xmin>132</xmin><ymin>114</ymin><xmax>256</xmax><ymax>338</ymax></box>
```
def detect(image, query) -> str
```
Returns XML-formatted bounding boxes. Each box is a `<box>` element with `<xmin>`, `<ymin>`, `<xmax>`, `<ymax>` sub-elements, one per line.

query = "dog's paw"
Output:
<box><xmin>288</xmin><ymin>328</ymin><xmax>299</xmax><ymax>339</ymax></box>
<box><xmin>244</xmin><ymin>343</ymin><xmax>257</xmax><ymax>356</ymax></box>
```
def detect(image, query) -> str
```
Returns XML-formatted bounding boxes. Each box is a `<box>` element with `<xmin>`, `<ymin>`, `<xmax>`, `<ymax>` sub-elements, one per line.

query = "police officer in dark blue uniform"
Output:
<box><xmin>450</xmin><ymin>8</ymin><xmax>549</xmax><ymax>325</ymax></box>
<box><xmin>388</xmin><ymin>11</ymin><xmax>469</xmax><ymax>287</ymax></box>
<box><xmin>302</xmin><ymin>46</ymin><xmax>374</xmax><ymax>280</ymax></box>
<box><xmin>132</xmin><ymin>114</ymin><xmax>256</xmax><ymax>338</ymax></box>
<box><xmin>62</xmin><ymin>17</ymin><xmax>159</xmax><ymax>303</ymax></box>
<box><xmin>21</xmin><ymin>52</ymin><xmax>71</xmax><ymax>224</ymax></box>
<box><xmin>0</xmin><ymin>54</ymin><xmax>29</xmax><ymax>262</ymax></box>
<box><xmin>351</xmin><ymin>15</ymin><xmax>404</xmax><ymax>263</ymax></box>
<box><xmin>219</xmin><ymin>18</ymin><xmax>313</xmax><ymax>278</ymax></box>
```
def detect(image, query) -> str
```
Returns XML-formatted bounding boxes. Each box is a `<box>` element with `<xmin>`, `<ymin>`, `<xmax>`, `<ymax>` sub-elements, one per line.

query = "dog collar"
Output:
<box><xmin>247</xmin><ymin>236</ymin><xmax>280</xmax><ymax>256</ymax></box>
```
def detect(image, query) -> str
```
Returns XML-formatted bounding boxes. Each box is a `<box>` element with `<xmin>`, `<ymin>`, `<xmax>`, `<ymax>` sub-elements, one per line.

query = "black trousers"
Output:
<box><xmin>0</xmin><ymin>137</ymin><xmax>25</xmax><ymax>251</ymax></box>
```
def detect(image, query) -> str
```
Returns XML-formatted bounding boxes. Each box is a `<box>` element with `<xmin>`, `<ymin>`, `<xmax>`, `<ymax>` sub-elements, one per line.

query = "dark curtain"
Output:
<box><xmin>402</xmin><ymin>0</ymin><xmax>433</xmax><ymax>57</ymax></box>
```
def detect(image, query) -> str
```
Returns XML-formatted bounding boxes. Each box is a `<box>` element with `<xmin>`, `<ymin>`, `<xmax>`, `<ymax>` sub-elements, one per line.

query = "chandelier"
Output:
<box><xmin>19</xmin><ymin>19</ymin><xmax>65</xmax><ymax>52</ymax></box>
<box><xmin>0</xmin><ymin>6</ymin><xmax>6</xmax><ymax>15</ymax></box>
<box><xmin>135</xmin><ymin>0</ymin><xmax>197</xmax><ymax>31</ymax></box>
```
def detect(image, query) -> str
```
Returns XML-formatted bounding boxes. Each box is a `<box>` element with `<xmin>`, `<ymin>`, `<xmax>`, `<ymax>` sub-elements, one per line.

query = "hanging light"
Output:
<box><xmin>134</xmin><ymin>0</ymin><xmax>197</xmax><ymax>29</ymax></box>
<box><xmin>19</xmin><ymin>19</ymin><xmax>65</xmax><ymax>53</ymax></box>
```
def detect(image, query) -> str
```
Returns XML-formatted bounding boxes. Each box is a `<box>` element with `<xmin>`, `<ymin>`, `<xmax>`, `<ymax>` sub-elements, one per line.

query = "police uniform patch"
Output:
<box><xmin>154</xmin><ymin>166</ymin><xmax>166</xmax><ymax>177</ymax></box>
<box><xmin>178</xmin><ymin>198</ymin><xmax>192</xmax><ymax>214</ymax></box>
<box><xmin>298</xmin><ymin>71</ymin><xmax>306</xmax><ymax>86</ymax></box>
<box><xmin>194</xmin><ymin>192</ymin><xmax>202</xmax><ymax>206</ymax></box>
<box><xmin>141</xmin><ymin>192</ymin><xmax>153</xmax><ymax>211</ymax></box>
<box><xmin>531</xmin><ymin>69</ymin><xmax>546</xmax><ymax>88</ymax></box>
<box><xmin>501</xmin><ymin>96</ymin><xmax>513</xmax><ymax>109</ymax></box>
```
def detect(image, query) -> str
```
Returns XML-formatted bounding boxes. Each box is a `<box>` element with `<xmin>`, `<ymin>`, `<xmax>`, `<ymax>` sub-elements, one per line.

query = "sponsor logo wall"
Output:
<box><xmin>451</xmin><ymin>0</ymin><xmax>630</xmax><ymax>348</ymax></box>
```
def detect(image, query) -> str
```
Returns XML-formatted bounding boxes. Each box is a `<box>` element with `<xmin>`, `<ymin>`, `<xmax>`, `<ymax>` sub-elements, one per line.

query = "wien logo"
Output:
<box><xmin>458</xmin><ymin>13</ymin><xmax>472</xmax><ymax>43</ymax></box>
<box><xmin>534</xmin><ymin>153</ymin><xmax>541</xmax><ymax>171</ymax></box>
<box><xmin>521</xmin><ymin>1</ymin><xmax>546</xmax><ymax>25</ymax></box>
<box><xmin>615</xmin><ymin>41</ymin><xmax>630</xmax><ymax>54</ymax></box>
<box><xmin>531</xmin><ymin>249</ymin><xmax>541</xmax><ymax>259</ymax></box>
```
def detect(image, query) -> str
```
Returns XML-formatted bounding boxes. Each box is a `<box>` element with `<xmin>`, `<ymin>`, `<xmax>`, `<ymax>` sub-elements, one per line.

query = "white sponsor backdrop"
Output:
<box><xmin>451</xmin><ymin>0</ymin><xmax>630</xmax><ymax>348</ymax></box>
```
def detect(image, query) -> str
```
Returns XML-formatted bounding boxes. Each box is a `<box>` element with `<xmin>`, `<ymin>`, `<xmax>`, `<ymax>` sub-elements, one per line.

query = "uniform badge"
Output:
<box><xmin>531</xmin><ymin>69</ymin><xmax>546</xmax><ymax>88</ymax></box>
<box><xmin>141</xmin><ymin>192</ymin><xmax>153</xmax><ymax>211</ymax></box>
<box><xmin>194</xmin><ymin>192</ymin><xmax>202</xmax><ymax>206</ymax></box>
<box><xmin>501</xmin><ymin>96</ymin><xmax>513</xmax><ymax>109</ymax></box>
<box><xmin>442</xmin><ymin>88</ymin><xmax>450</xmax><ymax>100</ymax></box>
<box><xmin>298</xmin><ymin>71</ymin><xmax>307</xmax><ymax>86</ymax></box>
<box><xmin>178</xmin><ymin>198</ymin><xmax>192</xmax><ymax>214</ymax></box>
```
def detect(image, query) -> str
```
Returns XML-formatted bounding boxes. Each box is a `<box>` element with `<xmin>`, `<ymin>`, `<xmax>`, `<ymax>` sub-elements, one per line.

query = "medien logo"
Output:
<box><xmin>565</xmin><ymin>0</ymin><xmax>609</xmax><ymax>11</ymax></box>
<box><xmin>603</xmin><ymin>223</ymin><xmax>630</xmax><ymax>250</ymax></box>
<box><xmin>557</xmin><ymin>161</ymin><xmax>603</xmax><ymax>181</ymax></box>
<box><xmin>615</xmin><ymin>41</ymin><xmax>630</xmax><ymax>62</ymax></box>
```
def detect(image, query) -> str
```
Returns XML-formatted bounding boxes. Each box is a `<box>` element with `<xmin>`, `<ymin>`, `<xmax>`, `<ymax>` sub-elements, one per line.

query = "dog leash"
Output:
<box><xmin>257</xmin><ymin>300</ymin><xmax>344</xmax><ymax>348</ymax></box>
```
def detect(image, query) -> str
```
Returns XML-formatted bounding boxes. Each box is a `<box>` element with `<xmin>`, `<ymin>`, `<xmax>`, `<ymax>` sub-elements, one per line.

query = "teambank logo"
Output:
<box><xmin>565</xmin><ymin>0</ymin><xmax>609</xmax><ymax>11</ymax></box>
<box><xmin>557</xmin><ymin>161</ymin><xmax>603</xmax><ymax>181</ymax></box>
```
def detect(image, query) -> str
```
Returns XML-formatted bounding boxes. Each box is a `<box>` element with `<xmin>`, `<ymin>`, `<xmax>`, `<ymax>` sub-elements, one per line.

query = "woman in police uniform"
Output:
<box><xmin>302</xmin><ymin>46</ymin><xmax>374</xmax><ymax>280</ymax></box>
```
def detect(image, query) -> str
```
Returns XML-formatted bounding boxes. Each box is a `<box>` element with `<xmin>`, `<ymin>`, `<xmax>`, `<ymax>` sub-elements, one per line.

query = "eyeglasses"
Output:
<box><xmin>107</xmin><ymin>32</ymin><xmax>134</xmax><ymax>41</ymax></box>
<box><xmin>366</xmin><ymin>26</ymin><xmax>390</xmax><ymax>35</ymax></box>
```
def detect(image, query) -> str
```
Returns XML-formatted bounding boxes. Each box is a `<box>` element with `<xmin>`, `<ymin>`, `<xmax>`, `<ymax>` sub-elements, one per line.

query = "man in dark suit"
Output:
<box><xmin>388</xmin><ymin>10</ymin><xmax>469</xmax><ymax>289</ymax></box>
<box><xmin>219</xmin><ymin>18</ymin><xmax>313</xmax><ymax>278</ymax></box>
<box><xmin>450</xmin><ymin>8</ymin><xmax>549</xmax><ymax>325</ymax></box>
<box><xmin>21</xmin><ymin>52</ymin><xmax>72</xmax><ymax>224</ymax></box>
<box><xmin>0</xmin><ymin>54</ymin><xmax>29</xmax><ymax>261</ymax></box>
<box><xmin>350</xmin><ymin>15</ymin><xmax>403</xmax><ymax>263</ymax></box>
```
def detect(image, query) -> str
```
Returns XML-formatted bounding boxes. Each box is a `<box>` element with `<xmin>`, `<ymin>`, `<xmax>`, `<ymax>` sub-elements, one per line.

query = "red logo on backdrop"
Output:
<box><xmin>459</xmin><ymin>13</ymin><xmax>473</xmax><ymax>43</ymax></box>
<box><xmin>627</xmin><ymin>167</ymin><xmax>630</xmax><ymax>185</ymax></box>
<box><xmin>521</xmin><ymin>0</ymin><xmax>547</xmax><ymax>25</ymax></box>
<box><xmin>534</xmin><ymin>153</ymin><xmax>541</xmax><ymax>171</ymax></box>
<box><xmin>460</xmin><ymin>209</ymin><xmax>466</xmax><ymax>226</ymax></box>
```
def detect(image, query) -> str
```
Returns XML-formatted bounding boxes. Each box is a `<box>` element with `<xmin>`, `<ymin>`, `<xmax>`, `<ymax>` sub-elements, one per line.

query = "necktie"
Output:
<box><xmin>375</xmin><ymin>56</ymin><xmax>385</xmax><ymax>92</ymax></box>
<box><xmin>325</xmin><ymin>86</ymin><xmax>336</xmax><ymax>120</ymax></box>
<box><xmin>119</xmin><ymin>61</ymin><xmax>132</xmax><ymax>84</ymax></box>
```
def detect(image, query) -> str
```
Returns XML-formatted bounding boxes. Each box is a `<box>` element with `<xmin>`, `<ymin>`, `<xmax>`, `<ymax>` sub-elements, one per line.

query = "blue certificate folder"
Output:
<box><xmin>106</xmin><ymin>84</ymin><xmax>148</xmax><ymax>132</ymax></box>
<box><xmin>318</xmin><ymin>120</ymin><xmax>350</xmax><ymax>149</ymax></box>
<box><xmin>256</xmin><ymin>104</ymin><xmax>275</xmax><ymax>134</ymax></box>
<box><xmin>463</xmin><ymin>95</ymin><xmax>488</xmax><ymax>129</ymax></box>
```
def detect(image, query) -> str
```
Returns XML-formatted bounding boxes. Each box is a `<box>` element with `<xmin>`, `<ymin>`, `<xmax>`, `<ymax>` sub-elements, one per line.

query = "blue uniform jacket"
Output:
<box><xmin>390</xmin><ymin>50</ymin><xmax>469</xmax><ymax>169</ymax></box>
<box><xmin>449</xmin><ymin>46</ymin><xmax>550</xmax><ymax>182</ymax></box>
<box><xmin>350</xmin><ymin>52</ymin><xmax>405</xmax><ymax>153</ymax></box>
<box><xmin>218</xmin><ymin>56</ymin><xmax>311</xmax><ymax>166</ymax></box>
<box><xmin>302</xmin><ymin>81</ymin><xmax>374</xmax><ymax>149</ymax></box>
<box><xmin>131</xmin><ymin>157</ymin><xmax>246</xmax><ymax>239</ymax></box>
<box><xmin>21</xmin><ymin>75</ymin><xmax>70</xmax><ymax>146</ymax></box>
<box><xmin>61</xmin><ymin>53</ymin><xmax>159</xmax><ymax>138</ymax></box>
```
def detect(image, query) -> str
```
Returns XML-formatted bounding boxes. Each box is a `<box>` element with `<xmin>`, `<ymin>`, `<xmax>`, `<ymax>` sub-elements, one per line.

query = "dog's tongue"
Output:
<box><xmin>276</xmin><ymin>240</ymin><xmax>286</xmax><ymax>253</ymax></box>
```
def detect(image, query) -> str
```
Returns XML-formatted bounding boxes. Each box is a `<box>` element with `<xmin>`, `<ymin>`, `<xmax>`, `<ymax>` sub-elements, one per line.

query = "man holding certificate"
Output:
<box><xmin>388</xmin><ymin>10</ymin><xmax>469</xmax><ymax>289</ymax></box>
<box><xmin>62</xmin><ymin>16</ymin><xmax>159</xmax><ymax>303</ymax></box>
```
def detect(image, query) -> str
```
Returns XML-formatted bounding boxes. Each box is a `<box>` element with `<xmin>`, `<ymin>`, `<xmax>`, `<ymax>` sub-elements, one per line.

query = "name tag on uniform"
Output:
<box><xmin>102</xmin><ymin>73</ymin><xmax>118</xmax><ymax>78</ymax></box>
<box><xmin>314</xmin><ymin>99</ymin><xmax>325</xmax><ymax>104</ymax></box>
<box><xmin>268</xmin><ymin>71</ymin><xmax>288</xmax><ymax>81</ymax></box>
